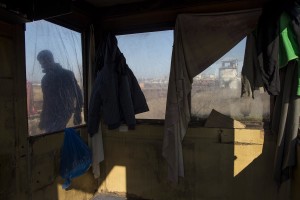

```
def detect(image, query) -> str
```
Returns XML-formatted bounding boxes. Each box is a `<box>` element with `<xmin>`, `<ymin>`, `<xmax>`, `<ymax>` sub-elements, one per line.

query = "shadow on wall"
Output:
<box><xmin>95</xmin><ymin>126</ymin><xmax>290</xmax><ymax>200</ymax></box>
<box><xmin>28</xmin><ymin>126</ymin><xmax>290</xmax><ymax>200</ymax></box>
<box><xmin>29</xmin><ymin>130</ymin><xmax>98</xmax><ymax>200</ymax></box>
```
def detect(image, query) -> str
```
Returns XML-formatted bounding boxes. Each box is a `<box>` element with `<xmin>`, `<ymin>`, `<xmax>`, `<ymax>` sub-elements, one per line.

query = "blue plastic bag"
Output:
<box><xmin>60</xmin><ymin>128</ymin><xmax>92</xmax><ymax>189</ymax></box>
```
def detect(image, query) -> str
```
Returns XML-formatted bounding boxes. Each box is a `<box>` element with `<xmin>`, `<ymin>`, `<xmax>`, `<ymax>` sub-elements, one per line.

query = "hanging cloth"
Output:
<box><xmin>88</xmin><ymin>33</ymin><xmax>149</xmax><ymax>135</ymax></box>
<box><xmin>279</xmin><ymin>11</ymin><xmax>300</xmax><ymax>96</ymax></box>
<box><xmin>241</xmin><ymin>31</ymin><xmax>264</xmax><ymax>98</ymax></box>
<box><xmin>240</xmin><ymin>2</ymin><xmax>300</xmax><ymax>185</ymax></box>
<box><xmin>88</xmin><ymin>122</ymin><xmax>104</xmax><ymax>178</ymax></box>
<box><xmin>86</xmin><ymin>25</ymin><xmax>105</xmax><ymax>179</ymax></box>
<box><xmin>163</xmin><ymin>9</ymin><xmax>261</xmax><ymax>183</ymax></box>
<box><xmin>272</xmin><ymin>61</ymin><xmax>300</xmax><ymax>184</ymax></box>
<box><xmin>272</xmin><ymin>4</ymin><xmax>300</xmax><ymax>184</ymax></box>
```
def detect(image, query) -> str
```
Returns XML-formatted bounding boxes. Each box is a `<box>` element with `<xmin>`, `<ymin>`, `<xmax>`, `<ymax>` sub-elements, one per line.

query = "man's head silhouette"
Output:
<box><xmin>37</xmin><ymin>50</ymin><xmax>55</xmax><ymax>71</ymax></box>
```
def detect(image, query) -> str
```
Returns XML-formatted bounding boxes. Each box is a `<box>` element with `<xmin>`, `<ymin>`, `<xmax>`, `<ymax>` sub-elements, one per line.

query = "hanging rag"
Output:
<box><xmin>88</xmin><ymin>33</ymin><xmax>149</xmax><ymax>136</ymax></box>
<box><xmin>163</xmin><ymin>9</ymin><xmax>261</xmax><ymax>183</ymax></box>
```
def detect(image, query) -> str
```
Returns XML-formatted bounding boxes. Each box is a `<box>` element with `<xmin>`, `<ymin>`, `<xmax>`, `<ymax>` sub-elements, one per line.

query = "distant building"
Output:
<box><xmin>218</xmin><ymin>59</ymin><xmax>239</xmax><ymax>89</ymax></box>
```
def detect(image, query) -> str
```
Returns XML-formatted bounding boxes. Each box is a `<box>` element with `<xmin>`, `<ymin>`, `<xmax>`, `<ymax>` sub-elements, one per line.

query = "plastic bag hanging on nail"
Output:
<box><xmin>60</xmin><ymin>128</ymin><xmax>92</xmax><ymax>189</ymax></box>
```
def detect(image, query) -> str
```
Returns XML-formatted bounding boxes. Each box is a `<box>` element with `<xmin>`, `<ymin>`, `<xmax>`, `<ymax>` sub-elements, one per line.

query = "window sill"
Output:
<box><xmin>136</xmin><ymin>118</ymin><xmax>270</xmax><ymax>130</ymax></box>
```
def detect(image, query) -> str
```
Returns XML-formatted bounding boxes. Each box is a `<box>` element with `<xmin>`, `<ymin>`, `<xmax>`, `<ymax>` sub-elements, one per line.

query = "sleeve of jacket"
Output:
<box><xmin>73</xmin><ymin>74</ymin><xmax>84</xmax><ymax>113</ymax></box>
<box><xmin>119</xmin><ymin>73</ymin><xmax>136</xmax><ymax>129</ymax></box>
<box><xmin>127</xmin><ymin>67</ymin><xmax>149</xmax><ymax>114</ymax></box>
<box><xmin>241</xmin><ymin>31</ymin><xmax>263</xmax><ymax>98</ymax></box>
<box><xmin>256</xmin><ymin>4</ymin><xmax>281</xmax><ymax>95</ymax></box>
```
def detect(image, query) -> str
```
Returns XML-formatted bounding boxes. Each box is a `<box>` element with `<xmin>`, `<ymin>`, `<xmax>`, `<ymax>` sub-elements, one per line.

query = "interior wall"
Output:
<box><xmin>0</xmin><ymin>18</ymin><xmax>97</xmax><ymax>200</ymax></box>
<box><xmin>97</xmin><ymin>125</ymin><xmax>291</xmax><ymax>200</ymax></box>
<box><xmin>292</xmin><ymin>145</ymin><xmax>300</xmax><ymax>200</ymax></box>
<box><xmin>29</xmin><ymin>129</ymin><xmax>98</xmax><ymax>200</ymax></box>
<box><xmin>0</xmin><ymin>8</ymin><xmax>298</xmax><ymax>200</ymax></box>
<box><xmin>0</xmin><ymin>20</ymin><xmax>29</xmax><ymax>200</ymax></box>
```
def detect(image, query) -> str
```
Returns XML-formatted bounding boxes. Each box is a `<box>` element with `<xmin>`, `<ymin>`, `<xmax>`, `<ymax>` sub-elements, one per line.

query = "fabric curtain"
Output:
<box><xmin>241</xmin><ymin>32</ymin><xmax>264</xmax><ymax>98</ymax></box>
<box><xmin>163</xmin><ymin>9</ymin><xmax>262</xmax><ymax>183</ymax></box>
<box><xmin>271</xmin><ymin>1</ymin><xmax>300</xmax><ymax>185</ymax></box>
<box><xmin>272</xmin><ymin>61</ymin><xmax>300</xmax><ymax>184</ymax></box>
<box><xmin>87</xmin><ymin>25</ymin><xmax>105</xmax><ymax>179</ymax></box>
<box><xmin>241</xmin><ymin>1</ymin><xmax>300</xmax><ymax>185</ymax></box>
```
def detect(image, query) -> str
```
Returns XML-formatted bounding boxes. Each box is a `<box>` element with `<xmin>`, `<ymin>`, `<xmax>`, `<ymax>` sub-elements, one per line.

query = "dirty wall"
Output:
<box><xmin>98</xmin><ymin>126</ymin><xmax>291</xmax><ymax>200</ymax></box>
<box><xmin>0</xmin><ymin>18</ymin><xmax>299</xmax><ymax>200</ymax></box>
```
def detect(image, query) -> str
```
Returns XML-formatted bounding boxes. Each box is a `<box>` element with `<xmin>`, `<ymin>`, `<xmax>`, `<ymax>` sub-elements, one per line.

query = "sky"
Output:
<box><xmin>117</xmin><ymin>31</ymin><xmax>246</xmax><ymax>79</ymax></box>
<box><xmin>202</xmin><ymin>37</ymin><xmax>246</xmax><ymax>76</ymax></box>
<box><xmin>25</xmin><ymin>20</ymin><xmax>246</xmax><ymax>82</ymax></box>
<box><xmin>25</xmin><ymin>20</ymin><xmax>82</xmax><ymax>83</ymax></box>
<box><xmin>117</xmin><ymin>31</ymin><xmax>174</xmax><ymax>79</ymax></box>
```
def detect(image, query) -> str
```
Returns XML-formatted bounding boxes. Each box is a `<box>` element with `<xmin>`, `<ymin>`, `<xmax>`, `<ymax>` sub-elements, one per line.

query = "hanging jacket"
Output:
<box><xmin>241</xmin><ymin>31</ymin><xmax>264</xmax><ymax>98</ymax></box>
<box><xmin>88</xmin><ymin>34</ymin><xmax>149</xmax><ymax>136</ymax></box>
<box><xmin>255</xmin><ymin>2</ymin><xmax>283</xmax><ymax>96</ymax></box>
<box><xmin>242</xmin><ymin>1</ymin><xmax>300</xmax><ymax>96</ymax></box>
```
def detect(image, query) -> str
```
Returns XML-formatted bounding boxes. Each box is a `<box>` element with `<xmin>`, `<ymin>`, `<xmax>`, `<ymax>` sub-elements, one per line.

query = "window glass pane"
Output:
<box><xmin>25</xmin><ymin>20</ymin><xmax>85</xmax><ymax>136</ymax></box>
<box><xmin>117</xmin><ymin>31</ymin><xmax>173</xmax><ymax>119</ymax></box>
<box><xmin>191</xmin><ymin>37</ymin><xmax>270</xmax><ymax>122</ymax></box>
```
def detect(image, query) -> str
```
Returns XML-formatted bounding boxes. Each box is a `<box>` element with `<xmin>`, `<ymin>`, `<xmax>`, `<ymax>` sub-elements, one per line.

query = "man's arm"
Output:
<box><xmin>72</xmin><ymin>75</ymin><xmax>83</xmax><ymax>125</ymax></box>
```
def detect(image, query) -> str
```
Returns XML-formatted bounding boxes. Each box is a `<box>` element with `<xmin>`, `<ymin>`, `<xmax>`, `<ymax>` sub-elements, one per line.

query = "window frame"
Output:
<box><xmin>24</xmin><ymin>23</ymin><xmax>272</xmax><ymax>130</ymax></box>
<box><xmin>115</xmin><ymin>30</ymin><xmax>272</xmax><ymax>129</ymax></box>
<box><xmin>115</xmin><ymin>29</ymin><xmax>173</xmax><ymax>122</ymax></box>
<box><xmin>25</xmin><ymin>19</ymin><xmax>88</xmax><ymax>138</ymax></box>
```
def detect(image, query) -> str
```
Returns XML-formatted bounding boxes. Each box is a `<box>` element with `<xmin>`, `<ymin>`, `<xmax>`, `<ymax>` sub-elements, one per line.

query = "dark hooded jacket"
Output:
<box><xmin>88</xmin><ymin>34</ymin><xmax>149</xmax><ymax>136</ymax></box>
<box><xmin>255</xmin><ymin>1</ymin><xmax>283</xmax><ymax>95</ymax></box>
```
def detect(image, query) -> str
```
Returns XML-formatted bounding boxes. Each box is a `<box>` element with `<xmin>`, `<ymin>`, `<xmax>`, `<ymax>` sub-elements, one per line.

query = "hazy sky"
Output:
<box><xmin>25</xmin><ymin>20</ymin><xmax>246</xmax><ymax>82</ymax></box>
<box><xmin>25</xmin><ymin>20</ymin><xmax>82</xmax><ymax>82</ymax></box>
<box><xmin>117</xmin><ymin>31</ymin><xmax>246</xmax><ymax>79</ymax></box>
<box><xmin>202</xmin><ymin>37</ymin><xmax>246</xmax><ymax>76</ymax></box>
<box><xmin>117</xmin><ymin>31</ymin><xmax>174</xmax><ymax>79</ymax></box>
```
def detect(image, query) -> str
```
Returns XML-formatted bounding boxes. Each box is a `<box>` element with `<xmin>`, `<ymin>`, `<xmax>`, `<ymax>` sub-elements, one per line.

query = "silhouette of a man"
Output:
<box><xmin>37</xmin><ymin>50</ymin><xmax>83</xmax><ymax>133</ymax></box>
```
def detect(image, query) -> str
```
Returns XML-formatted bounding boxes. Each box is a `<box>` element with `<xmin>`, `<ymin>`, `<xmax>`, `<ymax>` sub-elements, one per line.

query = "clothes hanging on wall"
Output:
<box><xmin>86</xmin><ymin>25</ymin><xmax>104</xmax><ymax>179</ymax></box>
<box><xmin>88</xmin><ymin>122</ymin><xmax>104</xmax><ymax>178</ymax></box>
<box><xmin>241</xmin><ymin>1</ymin><xmax>300</xmax><ymax>185</ymax></box>
<box><xmin>255</xmin><ymin>2</ymin><xmax>283</xmax><ymax>96</ymax></box>
<box><xmin>242</xmin><ymin>1</ymin><xmax>300</xmax><ymax>98</ymax></box>
<box><xmin>279</xmin><ymin>11</ymin><xmax>300</xmax><ymax>96</ymax></box>
<box><xmin>163</xmin><ymin>9</ymin><xmax>261</xmax><ymax>183</ymax></box>
<box><xmin>88</xmin><ymin>33</ymin><xmax>149</xmax><ymax>136</ymax></box>
<box><xmin>241</xmin><ymin>32</ymin><xmax>264</xmax><ymax>98</ymax></box>
<box><xmin>272</xmin><ymin>61</ymin><xmax>300</xmax><ymax>184</ymax></box>
<box><xmin>273</xmin><ymin>3</ymin><xmax>300</xmax><ymax>184</ymax></box>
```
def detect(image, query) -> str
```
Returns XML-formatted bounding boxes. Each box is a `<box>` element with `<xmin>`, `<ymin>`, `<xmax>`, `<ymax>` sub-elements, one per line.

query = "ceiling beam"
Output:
<box><xmin>95</xmin><ymin>0</ymin><xmax>269</xmax><ymax>34</ymax></box>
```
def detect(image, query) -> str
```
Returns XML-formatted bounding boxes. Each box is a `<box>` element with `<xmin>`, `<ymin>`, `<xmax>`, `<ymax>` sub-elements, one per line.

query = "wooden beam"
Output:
<box><xmin>0</xmin><ymin>7</ymin><xmax>29</xmax><ymax>24</ymax></box>
<box><xmin>47</xmin><ymin>4</ymin><xmax>94</xmax><ymax>32</ymax></box>
<box><xmin>96</xmin><ymin>0</ymin><xmax>269</xmax><ymax>34</ymax></box>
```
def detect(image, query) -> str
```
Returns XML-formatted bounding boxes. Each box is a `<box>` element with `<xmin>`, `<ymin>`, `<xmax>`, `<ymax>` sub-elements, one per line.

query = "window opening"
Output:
<box><xmin>191</xmin><ymin>37</ymin><xmax>270</xmax><ymax>123</ymax></box>
<box><xmin>117</xmin><ymin>30</ymin><xmax>173</xmax><ymax>120</ymax></box>
<box><xmin>25</xmin><ymin>20</ymin><xmax>85</xmax><ymax>136</ymax></box>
